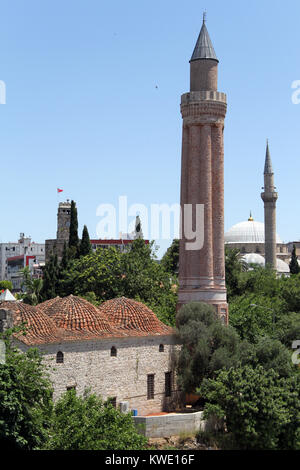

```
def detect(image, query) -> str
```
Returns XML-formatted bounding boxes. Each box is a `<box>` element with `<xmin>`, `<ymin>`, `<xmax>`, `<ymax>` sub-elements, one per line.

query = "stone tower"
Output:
<box><xmin>56</xmin><ymin>200</ymin><xmax>71</xmax><ymax>240</ymax></box>
<box><xmin>261</xmin><ymin>140</ymin><xmax>278</xmax><ymax>269</ymax></box>
<box><xmin>178</xmin><ymin>16</ymin><xmax>228</xmax><ymax>323</ymax></box>
<box><xmin>45</xmin><ymin>200</ymin><xmax>71</xmax><ymax>263</ymax></box>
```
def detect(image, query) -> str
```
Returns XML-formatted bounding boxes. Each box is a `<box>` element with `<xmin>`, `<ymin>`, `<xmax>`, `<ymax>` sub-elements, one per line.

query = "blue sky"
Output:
<box><xmin>0</xmin><ymin>0</ymin><xmax>300</xmax><ymax>257</ymax></box>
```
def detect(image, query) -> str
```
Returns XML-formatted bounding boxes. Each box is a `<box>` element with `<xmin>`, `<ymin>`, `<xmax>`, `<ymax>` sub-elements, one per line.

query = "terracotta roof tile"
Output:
<box><xmin>0</xmin><ymin>301</ymin><xmax>62</xmax><ymax>345</ymax></box>
<box><xmin>98</xmin><ymin>297</ymin><xmax>174</xmax><ymax>336</ymax></box>
<box><xmin>0</xmin><ymin>295</ymin><xmax>174</xmax><ymax>346</ymax></box>
<box><xmin>40</xmin><ymin>295</ymin><xmax>117</xmax><ymax>334</ymax></box>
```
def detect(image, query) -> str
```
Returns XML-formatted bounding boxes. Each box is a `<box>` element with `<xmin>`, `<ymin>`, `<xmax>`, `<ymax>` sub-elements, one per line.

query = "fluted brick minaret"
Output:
<box><xmin>261</xmin><ymin>140</ymin><xmax>278</xmax><ymax>269</ymax></box>
<box><xmin>178</xmin><ymin>15</ymin><xmax>228</xmax><ymax>323</ymax></box>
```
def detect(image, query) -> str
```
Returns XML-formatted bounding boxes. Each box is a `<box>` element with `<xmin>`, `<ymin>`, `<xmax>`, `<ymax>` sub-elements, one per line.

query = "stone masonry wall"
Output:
<box><xmin>17</xmin><ymin>335</ymin><xmax>181</xmax><ymax>416</ymax></box>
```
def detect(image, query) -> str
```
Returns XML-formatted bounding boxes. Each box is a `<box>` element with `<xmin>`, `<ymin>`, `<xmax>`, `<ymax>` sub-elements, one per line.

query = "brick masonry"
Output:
<box><xmin>178</xmin><ymin>31</ymin><xmax>228</xmax><ymax>323</ymax></box>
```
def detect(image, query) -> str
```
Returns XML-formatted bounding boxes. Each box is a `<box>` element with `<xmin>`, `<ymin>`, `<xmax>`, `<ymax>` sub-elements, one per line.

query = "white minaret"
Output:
<box><xmin>261</xmin><ymin>140</ymin><xmax>278</xmax><ymax>269</ymax></box>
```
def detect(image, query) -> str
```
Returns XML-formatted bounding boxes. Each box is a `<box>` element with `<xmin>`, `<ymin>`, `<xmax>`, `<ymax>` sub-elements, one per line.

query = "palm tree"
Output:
<box><xmin>20</xmin><ymin>266</ymin><xmax>43</xmax><ymax>305</ymax></box>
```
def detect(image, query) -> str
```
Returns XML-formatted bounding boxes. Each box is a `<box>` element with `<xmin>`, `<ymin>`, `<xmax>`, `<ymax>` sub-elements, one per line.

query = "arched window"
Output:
<box><xmin>159</xmin><ymin>344</ymin><xmax>164</xmax><ymax>352</ymax></box>
<box><xmin>56</xmin><ymin>351</ymin><xmax>64</xmax><ymax>363</ymax></box>
<box><xmin>111</xmin><ymin>346</ymin><xmax>117</xmax><ymax>357</ymax></box>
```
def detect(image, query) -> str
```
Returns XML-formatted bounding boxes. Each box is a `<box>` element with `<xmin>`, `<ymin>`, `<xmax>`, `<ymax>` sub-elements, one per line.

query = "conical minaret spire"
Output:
<box><xmin>261</xmin><ymin>140</ymin><xmax>278</xmax><ymax>269</ymax></box>
<box><xmin>264</xmin><ymin>139</ymin><xmax>273</xmax><ymax>174</ymax></box>
<box><xmin>190</xmin><ymin>13</ymin><xmax>218</xmax><ymax>62</ymax></box>
<box><xmin>189</xmin><ymin>15</ymin><xmax>219</xmax><ymax>91</ymax></box>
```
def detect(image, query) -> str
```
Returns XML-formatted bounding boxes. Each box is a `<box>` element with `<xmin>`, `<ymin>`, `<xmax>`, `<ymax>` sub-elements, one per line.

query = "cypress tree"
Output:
<box><xmin>60</xmin><ymin>241</ymin><xmax>69</xmax><ymax>270</ymax></box>
<box><xmin>68</xmin><ymin>200</ymin><xmax>79</xmax><ymax>258</ymax></box>
<box><xmin>41</xmin><ymin>254</ymin><xmax>59</xmax><ymax>300</ymax></box>
<box><xmin>79</xmin><ymin>225</ymin><xmax>92</xmax><ymax>257</ymax></box>
<box><xmin>289</xmin><ymin>245</ymin><xmax>300</xmax><ymax>274</ymax></box>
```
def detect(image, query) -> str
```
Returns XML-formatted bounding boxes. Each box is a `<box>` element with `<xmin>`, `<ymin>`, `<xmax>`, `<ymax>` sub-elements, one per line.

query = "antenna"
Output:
<box><xmin>203</xmin><ymin>11</ymin><xmax>207</xmax><ymax>23</ymax></box>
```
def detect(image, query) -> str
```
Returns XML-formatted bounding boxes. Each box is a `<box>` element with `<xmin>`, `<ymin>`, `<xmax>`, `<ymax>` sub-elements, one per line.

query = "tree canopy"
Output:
<box><xmin>46</xmin><ymin>389</ymin><xmax>147</xmax><ymax>450</ymax></box>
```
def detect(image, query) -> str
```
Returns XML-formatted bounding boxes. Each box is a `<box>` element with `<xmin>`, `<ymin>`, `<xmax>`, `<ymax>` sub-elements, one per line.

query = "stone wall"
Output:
<box><xmin>16</xmin><ymin>334</ymin><xmax>181</xmax><ymax>416</ymax></box>
<box><xmin>133</xmin><ymin>410</ymin><xmax>206</xmax><ymax>438</ymax></box>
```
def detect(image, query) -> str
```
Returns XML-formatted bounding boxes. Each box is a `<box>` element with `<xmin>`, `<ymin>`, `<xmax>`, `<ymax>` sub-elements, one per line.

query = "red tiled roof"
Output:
<box><xmin>98</xmin><ymin>297</ymin><xmax>174</xmax><ymax>336</ymax></box>
<box><xmin>38</xmin><ymin>296</ymin><xmax>61</xmax><ymax>313</ymax></box>
<box><xmin>41</xmin><ymin>295</ymin><xmax>116</xmax><ymax>333</ymax></box>
<box><xmin>0</xmin><ymin>301</ymin><xmax>61</xmax><ymax>345</ymax></box>
<box><xmin>0</xmin><ymin>296</ymin><xmax>174</xmax><ymax>346</ymax></box>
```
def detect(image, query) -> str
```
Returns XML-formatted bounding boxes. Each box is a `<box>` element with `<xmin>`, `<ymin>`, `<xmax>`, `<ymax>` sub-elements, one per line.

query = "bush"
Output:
<box><xmin>201</xmin><ymin>365</ymin><xmax>300</xmax><ymax>450</ymax></box>
<box><xmin>46</xmin><ymin>389</ymin><xmax>148</xmax><ymax>450</ymax></box>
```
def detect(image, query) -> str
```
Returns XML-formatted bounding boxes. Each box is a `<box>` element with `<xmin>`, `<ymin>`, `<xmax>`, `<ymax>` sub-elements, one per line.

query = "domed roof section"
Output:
<box><xmin>42</xmin><ymin>295</ymin><xmax>115</xmax><ymax>333</ymax></box>
<box><xmin>98</xmin><ymin>297</ymin><xmax>173</xmax><ymax>336</ymax></box>
<box><xmin>225</xmin><ymin>219</ymin><xmax>282</xmax><ymax>244</ymax></box>
<box><xmin>38</xmin><ymin>296</ymin><xmax>61</xmax><ymax>314</ymax></box>
<box><xmin>276</xmin><ymin>258</ymin><xmax>290</xmax><ymax>273</ymax></box>
<box><xmin>242</xmin><ymin>254</ymin><xmax>290</xmax><ymax>274</ymax></box>
<box><xmin>0</xmin><ymin>301</ymin><xmax>60</xmax><ymax>345</ymax></box>
<box><xmin>242</xmin><ymin>253</ymin><xmax>265</xmax><ymax>266</ymax></box>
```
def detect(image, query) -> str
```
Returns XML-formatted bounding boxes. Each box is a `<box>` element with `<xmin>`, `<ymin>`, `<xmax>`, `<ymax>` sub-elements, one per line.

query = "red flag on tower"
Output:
<box><xmin>57</xmin><ymin>188</ymin><xmax>63</xmax><ymax>193</ymax></box>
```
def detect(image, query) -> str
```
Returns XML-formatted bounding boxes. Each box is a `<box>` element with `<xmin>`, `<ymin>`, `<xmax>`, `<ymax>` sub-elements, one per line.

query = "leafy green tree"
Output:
<box><xmin>79</xmin><ymin>225</ymin><xmax>92</xmax><ymax>257</ymax></box>
<box><xmin>278</xmin><ymin>274</ymin><xmax>300</xmax><ymax>312</ymax></box>
<box><xmin>58</xmin><ymin>239</ymin><xmax>178</xmax><ymax>326</ymax></box>
<box><xmin>0</xmin><ymin>280</ymin><xmax>13</xmax><ymax>291</ymax></box>
<box><xmin>229</xmin><ymin>293</ymin><xmax>285</xmax><ymax>342</ymax></box>
<box><xmin>274</xmin><ymin>312</ymin><xmax>300</xmax><ymax>348</ymax></box>
<box><xmin>200</xmin><ymin>365</ymin><xmax>300</xmax><ymax>450</ymax></box>
<box><xmin>176</xmin><ymin>302</ymin><xmax>240</xmax><ymax>392</ymax></box>
<box><xmin>68</xmin><ymin>200</ymin><xmax>79</xmax><ymax>258</ymax></box>
<box><xmin>289</xmin><ymin>244</ymin><xmax>300</xmax><ymax>274</ymax></box>
<box><xmin>225</xmin><ymin>247</ymin><xmax>248</xmax><ymax>299</ymax></box>
<box><xmin>161</xmin><ymin>239</ymin><xmax>179</xmax><ymax>276</ymax></box>
<box><xmin>0</xmin><ymin>332</ymin><xmax>53</xmax><ymax>450</ymax></box>
<box><xmin>240</xmin><ymin>336</ymin><xmax>295</xmax><ymax>378</ymax></box>
<box><xmin>46</xmin><ymin>389</ymin><xmax>147</xmax><ymax>450</ymax></box>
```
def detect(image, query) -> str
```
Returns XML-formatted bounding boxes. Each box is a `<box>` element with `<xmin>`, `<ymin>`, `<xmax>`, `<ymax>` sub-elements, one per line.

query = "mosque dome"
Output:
<box><xmin>242</xmin><ymin>253</ymin><xmax>289</xmax><ymax>274</ymax></box>
<box><xmin>0</xmin><ymin>300</ymin><xmax>60</xmax><ymax>345</ymax></box>
<box><xmin>98</xmin><ymin>297</ymin><xmax>173</xmax><ymax>335</ymax></box>
<box><xmin>41</xmin><ymin>295</ymin><xmax>115</xmax><ymax>334</ymax></box>
<box><xmin>225</xmin><ymin>216</ymin><xmax>282</xmax><ymax>245</ymax></box>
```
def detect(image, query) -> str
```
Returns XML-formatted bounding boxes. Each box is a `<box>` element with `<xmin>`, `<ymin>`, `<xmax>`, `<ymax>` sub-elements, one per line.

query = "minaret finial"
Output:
<box><xmin>264</xmin><ymin>139</ymin><xmax>273</xmax><ymax>174</ymax></box>
<box><xmin>203</xmin><ymin>11</ymin><xmax>207</xmax><ymax>23</ymax></box>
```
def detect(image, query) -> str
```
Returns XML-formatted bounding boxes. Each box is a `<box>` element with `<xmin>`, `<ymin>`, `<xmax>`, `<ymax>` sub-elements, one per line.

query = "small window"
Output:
<box><xmin>159</xmin><ymin>344</ymin><xmax>164</xmax><ymax>352</ymax></box>
<box><xmin>66</xmin><ymin>385</ymin><xmax>76</xmax><ymax>392</ymax></box>
<box><xmin>165</xmin><ymin>372</ymin><xmax>172</xmax><ymax>397</ymax></box>
<box><xmin>147</xmin><ymin>374</ymin><xmax>155</xmax><ymax>400</ymax></box>
<box><xmin>111</xmin><ymin>346</ymin><xmax>117</xmax><ymax>357</ymax></box>
<box><xmin>110</xmin><ymin>397</ymin><xmax>117</xmax><ymax>409</ymax></box>
<box><xmin>56</xmin><ymin>351</ymin><xmax>64</xmax><ymax>363</ymax></box>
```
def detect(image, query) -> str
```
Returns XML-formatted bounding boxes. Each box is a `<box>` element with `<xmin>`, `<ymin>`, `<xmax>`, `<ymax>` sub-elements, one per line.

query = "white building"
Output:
<box><xmin>0</xmin><ymin>233</ymin><xmax>45</xmax><ymax>289</ymax></box>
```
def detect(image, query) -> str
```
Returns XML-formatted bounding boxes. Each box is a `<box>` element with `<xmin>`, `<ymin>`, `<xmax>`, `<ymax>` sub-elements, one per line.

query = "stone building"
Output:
<box><xmin>46</xmin><ymin>201</ymin><xmax>148</xmax><ymax>262</ymax></box>
<box><xmin>178</xmin><ymin>16</ymin><xmax>228</xmax><ymax>322</ymax></box>
<box><xmin>45</xmin><ymin>200</ymin><xmax>71</xmax><ymax>263</ymax></box>
<box><xmin>0</xmin><ymin>296</ymin><xmax>180</xmax><ymax>416</ymax></box>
